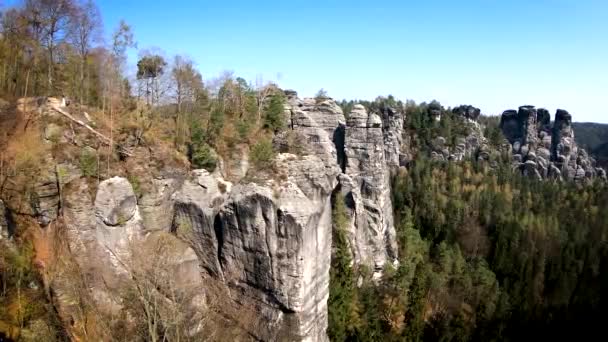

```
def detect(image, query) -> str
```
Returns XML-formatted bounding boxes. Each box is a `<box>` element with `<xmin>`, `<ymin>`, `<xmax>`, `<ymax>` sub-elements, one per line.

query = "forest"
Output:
<box><xmin>328</xmin><ymin>105</ymin><xmax>608</xmax><ymax>341</ymax></box>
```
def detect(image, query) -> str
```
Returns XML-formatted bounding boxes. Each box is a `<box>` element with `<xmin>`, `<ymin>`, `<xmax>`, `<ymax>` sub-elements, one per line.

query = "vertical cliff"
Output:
<box><xmin>339</xmin><ymin>104</ymin><xmax>397</xmax><ymax>273</ymax></box>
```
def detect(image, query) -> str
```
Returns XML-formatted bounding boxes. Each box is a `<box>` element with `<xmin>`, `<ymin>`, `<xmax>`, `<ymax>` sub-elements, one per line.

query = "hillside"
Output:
<box><xmin>573</xmin><ymin>122</ymin><xmax>608</xmax><ymax>167</ymax></box>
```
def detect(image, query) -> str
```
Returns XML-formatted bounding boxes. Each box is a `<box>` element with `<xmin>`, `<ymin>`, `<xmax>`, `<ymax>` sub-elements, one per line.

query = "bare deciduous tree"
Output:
<box><xmin>171</xmin><ymin>55</ymin><xmax>203</xmax><ymax>145</ymax></box>
<box><xmin>70</xmin><ymin>0</ymin><xmax>101</xmax><ymax>105</ymax></box>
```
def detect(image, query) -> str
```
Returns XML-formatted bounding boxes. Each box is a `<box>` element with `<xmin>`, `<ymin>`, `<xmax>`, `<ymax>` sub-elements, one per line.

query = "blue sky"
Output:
<box><xmin>5</xmin><ymin>0</ymin><xmax>608</xmax><ymax>122</ymax></box>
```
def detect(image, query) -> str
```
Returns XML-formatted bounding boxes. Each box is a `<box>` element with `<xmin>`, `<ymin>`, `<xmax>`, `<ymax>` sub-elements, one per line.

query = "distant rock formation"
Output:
<box><xmin>429</xmin><ymin>104</ymin><xmax>489</xmax><ymax>162</ymax></box>
<box><xmin>500</xmin><ymin>106</ymin><xmax>605</xmax><ymax>181</ymax></box>
<box><xmin>452</xmin><ymin>105</ymin><xmax>481</xmax><ymax>121</ymax></box>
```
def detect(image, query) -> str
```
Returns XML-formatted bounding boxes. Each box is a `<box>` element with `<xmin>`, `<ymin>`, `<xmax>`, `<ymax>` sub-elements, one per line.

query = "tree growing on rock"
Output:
<box><xmin>315</xmin><ymin>88</ymin><xmax>328</xmax><ymax>103</ymax></box>
<box><xmin>263</xmin><ymin>92</ymin><xmax>285</xmax><ymax>133</ymax></box>
<box><xmin>328</xmin><ymin>195</ymin><xmax>361</xmax><ymax>341</ymax></box>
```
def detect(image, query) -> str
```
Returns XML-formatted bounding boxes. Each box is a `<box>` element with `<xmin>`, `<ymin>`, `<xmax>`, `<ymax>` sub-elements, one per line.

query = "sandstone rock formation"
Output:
<box><xmin>14</xmin><ymin>93</ymin><xmax>608</xmax><ymax>342</ymax></box>
<box><xmin>341</xmin><ymin>104</ymin><xmax>397</xmax><ymax>273</ymax></box>
<box><xmin>452</xmin><ymin>105</ymin><xmax>481</xmax><ymax>121</ymax></box>
<box><xmin>429</xmin><ymin>105</ymin><xmax>488</xmax><ymax>162</ymax></box>
<box><xmin>283</xmin><ymin>93</ymin><xmax>400</xmax><ymax>273</ymax></box>
<box><xmin>500</xmin><ymin>106</ymin><xmax>604</xmax><ymax>181</ymax></box>
<box><xmin>60</xmin><ymin>176</ymin><xmax>206</xmax><ymax>334</ymax></box>
<box><xmin>173</xmin><ymin>155</ymin><xmax>338</xmax><ymax>341</ymax></box>
<box><xmin>380</xmin><ymin>105</ymin><xmax>405</xmax><ymax>168</ymax></box>
<box><xmin>287</xmin><ymin>95</ymin><xmax>346</xmax><ymax>170</ymax></box>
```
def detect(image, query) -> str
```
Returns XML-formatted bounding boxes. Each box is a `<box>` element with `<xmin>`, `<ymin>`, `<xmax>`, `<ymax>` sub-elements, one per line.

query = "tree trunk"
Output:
<box><xmin>48</xmin><ymin>46</ymin><xmax>54</xmax><ymax>95</ymax></box>
<box><xmin>23</xmin><ymin>68</ymin><xmax>30</xmax><ymax>114</ymax></box>
<box><xmin>80</xmin><ymin>54</ymin><xmax>86</xmax><ymax>105</ymax></box>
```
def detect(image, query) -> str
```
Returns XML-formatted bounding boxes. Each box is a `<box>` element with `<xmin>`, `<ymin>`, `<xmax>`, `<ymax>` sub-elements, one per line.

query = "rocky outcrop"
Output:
<box><xmin>500</xmin><ymin>106</ymin><xmax>604</xmax><ymax>181</ymax></box>
<box><xmin>380</xmin><ymin>105</ymin><xmax>405</xmax><ymax>168</ymax></box>
<box><xmin>285</xmin><ymin>93</ymin><xmax>346</xmax><ymax>170</ymax></box>
<box><xmin>452</xmin><ymin>105</ymin><xmax>481</xmax><ymax>121</ymax></box>
<box><xmin>45</xmin><ymin>91</ymin><xmax>402</xmax><ymax>341</ymax></box>
<box><xmin>174</xmin><ymin>155</ymin><xmax>338</xmax><ymax>341</ymax></box>
<box><xmin>283</xmin><ymin>92</ymin><xmax>400</xmax><ymax>275</ymax></box>
<box><xmin>341</xmin><ymin>104</ymin><xmax>397</xmax><ymax>273</ymax></box>
<box><xmin>60</xmin><ymin>176</ymin><xmax>205</xmax><ymax>334</ymax></box>
<box><xmin>429</xmin><ymin>105</ymin><xmax>488</xmax><ymax>162</ymax></box>
<box><xmin>31</xmin><ymin>160</ymin><xmax>61</xmax><ymax>226</ymax></box>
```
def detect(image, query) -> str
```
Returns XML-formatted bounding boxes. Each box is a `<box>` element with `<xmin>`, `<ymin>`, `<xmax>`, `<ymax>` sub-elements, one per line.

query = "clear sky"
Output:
<box><xmin>8</xmin><ymin>0</ymin><xmax>608</xmax><ymax>122</ymax></box>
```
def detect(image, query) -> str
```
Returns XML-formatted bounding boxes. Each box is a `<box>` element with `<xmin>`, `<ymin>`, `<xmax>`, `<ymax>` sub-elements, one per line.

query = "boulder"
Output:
<box><xmin>95</xmin><ymin>177</ymin><xmax>138</xmax><ymax>227</ymax></box>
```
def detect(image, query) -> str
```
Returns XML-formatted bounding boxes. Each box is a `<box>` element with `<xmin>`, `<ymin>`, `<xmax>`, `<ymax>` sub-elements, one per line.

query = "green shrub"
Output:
<box><xmin>79</xmin><ymin>150</ymin><xmax>97</xmax><ymax>177</ymax></box>
<box><xmin>250</xmin><ymin>138</ymin><xmax>275</xmax><ymax>170</ymax></box>
<box><xmin>263</xmin><ymin>93</ymin><xmax>286</xmax><ymax>132</ymax></box>
<box><xmin>236</xmin><ymin>119</ymin><xmax>251</xmax><ymax>141</ymax></box>
<box><xmin>188</xmin><ymin>121</ymin><xmax>217</xmax><ymax>171</ymax></box>
<box><xmin>191</xmin><ymin>143</ymin><xmax>217</xmax><ymax>171</ymax></box>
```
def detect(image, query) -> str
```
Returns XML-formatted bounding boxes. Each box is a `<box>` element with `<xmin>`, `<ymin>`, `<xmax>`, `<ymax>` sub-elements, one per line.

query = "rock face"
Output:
<box><xmin>31</xmin><ymin>161</ymin><xmax>61</xmax><ymax>226</ymax></box>
<box><xmin>92</xmin><ymin>177</ymin><xmax>144</xmax><ymax>267</ymax></box>
<box><xmin>452</xmin><ymin>105</ymin><xmax>481</xmax><ymax>121</ymax></box>
<box><xmin>286</xmin><ymin>94</ymin><xmax>346</xmax><ymax>170</ymax></box>
<box><xmin>341</xmin><ymin>104</ymin><xmax>397</xmax><ymax>273</ymax></box>
<box><xmin>500</xmin><ymin>106</ymin><xmax>604</xmax><ymax>181</ymax></box>
<box><xmin>380</xmin><ymin>105</ymin><xmax>405</xmax><ymax>168</ymax></box>
<box><xmin>429</xmin><ymin>105</ymin><xmax>488</xmax><ymax>162</ymax></box>
<box><xmin>174</xmin><ymin>156</ymin><xmax>338</xmax><ymax>341</ymax></box>
<box><xmin>61</xmin><ymin>176</ymin><xmax>205</xmax><ymax>333</ymax></box>
<box><xmin>283</xmin><ymin>93</ymin><xmax>400</xmax><ymax>275</ymax></box>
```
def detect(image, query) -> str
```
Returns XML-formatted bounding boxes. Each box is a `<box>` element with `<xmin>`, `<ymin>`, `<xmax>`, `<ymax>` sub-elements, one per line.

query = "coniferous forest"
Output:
<box><xmin>328</xmin><ymin>105</ymin><xmax>608</xmax><ymax>341</ymax></box>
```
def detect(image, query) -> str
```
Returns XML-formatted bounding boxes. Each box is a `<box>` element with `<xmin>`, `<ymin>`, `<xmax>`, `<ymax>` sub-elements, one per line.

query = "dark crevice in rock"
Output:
<box><xmin>333</xmin><ymin>123</ymin><xmax>347</xmax><ymax>173</ymax></box>
<box><xmin>3</xmin><ymin>205</ymin><xmax>16</xmax><ymax>238</ymax></box>
<box><xmin>213</xmin><ymin>213</ymin><xmax>225</xmax><ymax>271</ymax></box>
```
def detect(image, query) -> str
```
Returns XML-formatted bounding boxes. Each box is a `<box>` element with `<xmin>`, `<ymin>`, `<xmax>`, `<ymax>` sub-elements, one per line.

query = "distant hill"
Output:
<box><xmin>572</xmin><ymin>122</ymin><xmax>608</xmax><ymax>167</ymax></box>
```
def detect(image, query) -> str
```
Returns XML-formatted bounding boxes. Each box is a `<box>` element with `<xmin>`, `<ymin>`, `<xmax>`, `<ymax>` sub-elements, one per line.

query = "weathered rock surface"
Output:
<box><xmin>500</xmin><ymin>106</ymin><xmax>603</xmax><ymax>181</ymax></box>
<box><xmin>31</xmin><ymin>160</ymin><xmax>61</xmax><ymax>226</ymax></box>
<box><xmin>174</xmin><ymin>155</ymin><xmax>338</xmax><ymax>341</ymax></box>
<box><xmin>285</xmin><ymin>93</ymin><xmax>346</xmax><ymax>170</ymax></box>
<box><xmin>429</xmin><ymin>105</ymin><xmax>487</xmax><ymax>162</ymax></box>
<box><xmin>380</xmin><ymin>105</ymin><xmax>405</xmax><ymax>167</ymax></box>
<box><xmin>342</xmin><ymin>104</ymin><xmax>397</xmax><ymax>273</ymax></box>
<box><xmin>61</xmin><ymin>176</ymin><xmax>205</xmax><ymax>333</ymax></box>
<box><xmin>139</xmin><ymin>177</ymin><xmax>181</xmax><ymax>232</ymax></box>
<box><xmin>452</xmin><ymin>105</ymin><xmax>481</xmax><ymax>121</ymax></box>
